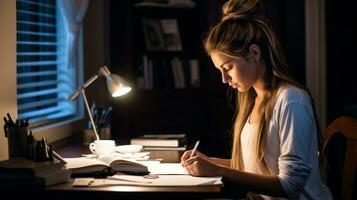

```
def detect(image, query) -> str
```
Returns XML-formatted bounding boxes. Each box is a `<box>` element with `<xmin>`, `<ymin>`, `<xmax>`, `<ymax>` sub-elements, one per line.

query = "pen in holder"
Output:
<box><xmin>99</xmin><ymin>126</ymin><xmax>111</xmax><ymax>140</ymax></box>
<box><xmin>3</xmin><ymin>113</ymin><xmax>31</xmax><ymax>159</ymax></box>
<box><xmin>83</xmin><ymin>128</ymin><xmax>96</xmax><ymax>145</ymax></box>
<box><xmin>83</xmin><ymin>126</ymin><xmax>111</xmax><ymax>145</ymax></box>
<box><xmin>83</xmin><ymin>118</ymin><xmax>111</xmax><ymax>145</ymax></box>
<box><xmin>3</xmin><ymin>113</ymin><xmax>62</xmax><ymax>163</ymax></box>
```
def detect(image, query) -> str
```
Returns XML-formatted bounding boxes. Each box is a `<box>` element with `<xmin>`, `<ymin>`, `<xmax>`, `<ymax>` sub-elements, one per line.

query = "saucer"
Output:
<box><xmin>116</xmin><ymin>144</ymin><xmax>143</xmax><ymax>153</ymax></box>
<box><xmin>114</xmin><ymin>151</ymin><xmax>150</xmax><ymax>158</ymax></box>
<box><xmin>81</xmin><ymin>154</ymin><xmax>98</xmax><ymax>158</ymax></box>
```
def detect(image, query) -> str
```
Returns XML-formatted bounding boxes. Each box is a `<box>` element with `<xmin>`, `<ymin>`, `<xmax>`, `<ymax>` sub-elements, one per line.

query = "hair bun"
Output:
<box><xmin>222</xmin><ymin>0</ymin><xmax>262</xmax><ymax>22</ymax></box>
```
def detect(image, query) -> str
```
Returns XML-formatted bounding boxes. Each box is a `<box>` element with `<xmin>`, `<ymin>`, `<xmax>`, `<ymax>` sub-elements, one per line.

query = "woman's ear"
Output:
<box><xmin>248</xmin><ymin>44</ymin><xmax>261</xmax><ymax>63</ymax></box>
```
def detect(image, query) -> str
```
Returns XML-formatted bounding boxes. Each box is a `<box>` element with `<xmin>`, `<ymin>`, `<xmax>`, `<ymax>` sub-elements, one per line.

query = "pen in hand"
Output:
<box><xmin>189</xmin><ymin>140</ymin><xmax>200</xmax><ymax>159</ymax></box>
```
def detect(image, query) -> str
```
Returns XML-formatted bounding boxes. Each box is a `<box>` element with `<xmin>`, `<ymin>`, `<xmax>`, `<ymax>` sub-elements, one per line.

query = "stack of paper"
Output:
<box><xmin>143</xmin><ymin>162</ymin><xmax>188</xmax><ymax>175</ymax></box>
<box><xmin>74</xmin><ymin>175</ymin><xmax>222</xmax><ymax>187</ymax></box>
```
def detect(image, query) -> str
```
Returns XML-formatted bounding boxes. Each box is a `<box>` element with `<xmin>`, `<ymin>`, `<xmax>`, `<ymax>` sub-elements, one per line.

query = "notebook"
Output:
<box><xmin>0</xmin><ymin>157</ymin><xmax>70</xmax><ymax>187</ymax></box>
<box><xmin>64</xmin><ymin>155</ymin><xmax>149</xmax><ymax>177</ymax></box>
<box><xmin>0</xmin><ymin>157</ymin><xmax>65</xmax><ymax>176</ymax></box>
<box><xmin>130</xmin><ymin>133</ymin><xmax>187</xmax><ymax>147</ymax></box>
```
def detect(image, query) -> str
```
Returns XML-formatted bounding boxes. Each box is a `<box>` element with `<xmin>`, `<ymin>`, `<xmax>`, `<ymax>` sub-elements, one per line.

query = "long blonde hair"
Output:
<box><xmin>204</xmin><ymin>0</ymin><xmax>320</xmax><ymax>170</ymax></box>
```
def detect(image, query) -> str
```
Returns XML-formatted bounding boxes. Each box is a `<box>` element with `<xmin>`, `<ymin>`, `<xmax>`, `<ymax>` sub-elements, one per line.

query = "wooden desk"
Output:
<box><xmin>44</xmin><ymin>182</ymin><xmax>223</xmax><ymax>200</ymax></box>
<box><xmin>4</xmin><ymin>140</ymin><xmax>245</xmax><ymax>199</ymax></box>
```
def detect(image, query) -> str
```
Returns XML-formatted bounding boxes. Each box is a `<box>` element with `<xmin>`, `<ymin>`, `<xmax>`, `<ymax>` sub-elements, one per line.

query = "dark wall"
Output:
<box><xmin>326</xmin><ymin>0</ymin><xmax>357</xmax><ymax>123</ymax></box>
<box><xmin>262</xmin><ymin>0</ymin><xmax>306</xmax><ymax>84</ymax></box>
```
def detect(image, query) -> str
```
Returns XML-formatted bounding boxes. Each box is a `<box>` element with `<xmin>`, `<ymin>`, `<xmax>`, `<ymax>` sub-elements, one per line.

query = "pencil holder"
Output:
<box><xmin>7</xmin><ymin>127</ymin><xmax>28</xmax><ymax>159</ymax></box>
<box><xmin>83</xmin><ymin>129</ymin><xmax>96</xmax><ymax>145</ymax></box>
<box><xmin>99</xmin><ymin>126</ymin><xmax>111</xmax><ymax>140</ymax></box>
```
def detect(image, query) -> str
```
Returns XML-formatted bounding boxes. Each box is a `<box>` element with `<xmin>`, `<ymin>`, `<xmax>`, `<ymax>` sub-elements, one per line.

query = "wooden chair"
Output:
<box><xmin>322</xmin><ymin>116</ymin><xmax>357</xmax><ymax>200</ymax></box>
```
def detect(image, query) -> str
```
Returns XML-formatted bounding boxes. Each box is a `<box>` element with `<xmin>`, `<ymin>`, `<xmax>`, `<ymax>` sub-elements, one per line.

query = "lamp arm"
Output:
<box><xmin>82</xmin><ymin>73</ymin><xmax>100</xmax><ymax>88</ymax></box>
<box><xmin>68</xmin><ymin>73</ymin><xmax>100</xmax><ymax>101</ymax></box>
<box><xmin>81</xmin><ymin>88</ymin><xmax>100</xmax><ymax>141</ymax></box>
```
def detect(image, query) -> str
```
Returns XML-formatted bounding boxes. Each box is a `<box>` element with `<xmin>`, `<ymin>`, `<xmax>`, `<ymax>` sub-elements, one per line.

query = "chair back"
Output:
<box><xmin>322</xmin><ymin>116</ymin><xmax>357</xmax><ymax>200</ymax></box>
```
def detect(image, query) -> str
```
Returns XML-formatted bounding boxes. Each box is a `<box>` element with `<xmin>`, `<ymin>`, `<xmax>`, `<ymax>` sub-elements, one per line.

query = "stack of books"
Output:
<box><xmin>130</xmin><ymin>133</ymin><xmax>187</xmax><ymax>150</ymax></box>
<box><xmin>0</xmin><ymin>157</ymin><xmax>71</xmax><ymax>188</ymax></box>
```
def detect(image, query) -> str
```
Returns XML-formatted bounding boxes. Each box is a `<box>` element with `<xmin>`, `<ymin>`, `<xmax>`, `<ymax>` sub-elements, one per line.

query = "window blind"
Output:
<box><xmin>16</xmin><ymin>0</ymin><xmax>77</xmax><ymax>124</ymax></box>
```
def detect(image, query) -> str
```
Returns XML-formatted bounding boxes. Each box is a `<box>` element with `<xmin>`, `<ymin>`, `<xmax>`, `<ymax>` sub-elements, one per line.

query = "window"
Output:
<box><xmin>16</xmin><ymin>0</ymin><xmax>81</xmax><ymax>125</ymax></box>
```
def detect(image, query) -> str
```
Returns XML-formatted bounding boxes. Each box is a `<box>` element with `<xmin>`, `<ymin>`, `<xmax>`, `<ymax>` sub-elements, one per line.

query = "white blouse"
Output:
<box><xmin>240</xmin><ymin>85</ymin><xmax>332</xmax><ymax>200</ymax></box>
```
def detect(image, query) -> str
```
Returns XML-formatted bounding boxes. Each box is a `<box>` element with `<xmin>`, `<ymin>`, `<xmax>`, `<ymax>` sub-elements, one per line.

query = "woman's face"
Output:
<box><xmin>210</xmin><ymin>50</ymin><xmax>262</xmax><ymax>92</ymax></box>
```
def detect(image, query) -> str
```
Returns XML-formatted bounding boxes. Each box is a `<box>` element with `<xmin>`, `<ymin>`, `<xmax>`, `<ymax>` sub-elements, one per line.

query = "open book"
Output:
<box><xmin>64</xmin><ymin>155</ymin><xmax>149</xmax><ymax>177</ymax></box>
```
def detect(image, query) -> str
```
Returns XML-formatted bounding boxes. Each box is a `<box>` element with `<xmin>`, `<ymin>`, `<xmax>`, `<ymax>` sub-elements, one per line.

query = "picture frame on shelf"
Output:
<box><xmin>142</xmin><ymin>18</ymin><xmax>182</xmax><ymax>51</ymax></box>
<box><xmin>142</xmin><ymin>19</ymin><xmax>165</xmax><ymax>51</ymax></box>
<box><xmin>160</xmin><ymin>19</ymin><xmax>182</xmax><ymax>51</ymax></box>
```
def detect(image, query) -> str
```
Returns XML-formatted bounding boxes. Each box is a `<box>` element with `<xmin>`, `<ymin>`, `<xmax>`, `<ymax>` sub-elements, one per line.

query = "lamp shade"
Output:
<box><xmin>106</xmin><ymin>74</ymin><xmax>132</xmax><ymax>97</ymax></box>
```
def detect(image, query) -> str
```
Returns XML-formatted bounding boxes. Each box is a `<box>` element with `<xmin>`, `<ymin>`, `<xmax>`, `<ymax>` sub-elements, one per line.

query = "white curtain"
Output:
<box><xmin>58</xmin><ymin>0</ymin><xmax>89</xmax><ymax>68</ymax></box>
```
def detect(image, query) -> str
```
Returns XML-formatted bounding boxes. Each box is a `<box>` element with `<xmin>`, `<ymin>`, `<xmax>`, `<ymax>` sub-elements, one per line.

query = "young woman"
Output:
<box><xmin>180</xmin><ymin>0</ymin><xmax>332</xmax><ymax>199</ymax></box>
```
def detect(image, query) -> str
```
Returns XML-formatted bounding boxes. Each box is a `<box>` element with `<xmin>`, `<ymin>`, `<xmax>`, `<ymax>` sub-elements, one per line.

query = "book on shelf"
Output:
<box><xmin>130</xmin><ymin>133</ymin><xmax>187</xmax><ymax>147</ymax></box>
<box><xmin>135</xmin><ymin>0</ymin><xmax>195</xmax><ymax>8</ymax></box>
<box><xmin>171</xmin><ymin>57</ymin><xmax>185</xmax><ymax>88</ymax></box>
<box><xmin>64</xmin><ymin>155</ymin><xmax>149</xmax><ymax>177</ymax></box>
<box><xmin>167</xmin><ymin>0</ymin><xmax>196</xmax><ymax>8</ymax></box>
<box><xmin>189</xmin><ymin>59</ymin><xmax>200</xmax><ymax>87</ymax></box>
<box><xmin>137</xmin><ymin>56</ymin><xmax>200</xmax><ymax>89</ymax></box>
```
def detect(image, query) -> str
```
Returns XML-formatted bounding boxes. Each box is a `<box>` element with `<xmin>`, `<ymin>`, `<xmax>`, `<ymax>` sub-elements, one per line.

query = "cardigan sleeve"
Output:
<box><xmin>276</xmin><ymin>99</ymin><xmax>317</xmax><ymax>199</ymax></box>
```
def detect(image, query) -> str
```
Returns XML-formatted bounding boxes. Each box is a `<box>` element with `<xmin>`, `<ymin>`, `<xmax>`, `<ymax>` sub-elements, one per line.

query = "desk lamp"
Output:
<box><xmin>69</xmin><ymin>65</ymin><xmax>131</xmax><ymax>141</ymax></box>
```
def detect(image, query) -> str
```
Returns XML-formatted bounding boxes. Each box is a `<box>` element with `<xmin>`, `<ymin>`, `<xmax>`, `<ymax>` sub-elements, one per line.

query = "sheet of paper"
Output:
<box><xmin>144</xmin><ymin>163</ymin><xmax>188</xmax><ymax>175</ymax></box>
<box><xmin>73</xmin><ymin>178</ymin><xmax>95</xmax><ymax>187</ymax></box>
<box><xmin>88</xmin><ymin>175</ymin><xmax>222</xmax><ymax>187</ymax></box>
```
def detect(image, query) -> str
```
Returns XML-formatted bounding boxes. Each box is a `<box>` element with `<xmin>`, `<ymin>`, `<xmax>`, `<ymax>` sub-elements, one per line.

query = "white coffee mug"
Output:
<box><xmin>89</xmin><ymin>140</ymin><xmax>115</xmax><ymax>156</ymax></box>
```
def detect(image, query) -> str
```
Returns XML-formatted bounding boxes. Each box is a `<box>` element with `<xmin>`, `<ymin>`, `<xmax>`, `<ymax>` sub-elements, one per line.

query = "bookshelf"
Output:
<box><xmin>108</xmin><ymin>0</ymin><xmax>233</xmax><ymax>156</ymax></box>
<box><xmin>132</xmin><ymin>1</ymin><xmax>203</xmax><ymax>90</ymax></box>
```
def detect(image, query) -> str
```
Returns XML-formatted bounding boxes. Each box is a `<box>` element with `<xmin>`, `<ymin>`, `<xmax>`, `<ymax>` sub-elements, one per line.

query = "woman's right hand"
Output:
<box><xmin>180</xmin><ymin>150</ymin><xmax>209</xmax><ymax>167</ymax></box>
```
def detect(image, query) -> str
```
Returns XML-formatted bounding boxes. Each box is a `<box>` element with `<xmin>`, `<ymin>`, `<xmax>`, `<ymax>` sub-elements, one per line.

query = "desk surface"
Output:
<box><xmin>47</xmin><ymin>182</ymin><xmax>223</xmax><ymax>199</ymax></box>
<box><xmin>20</xmin><ymin>140</ymin><xmax>245</xmax><ymax>199</ymax></box>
